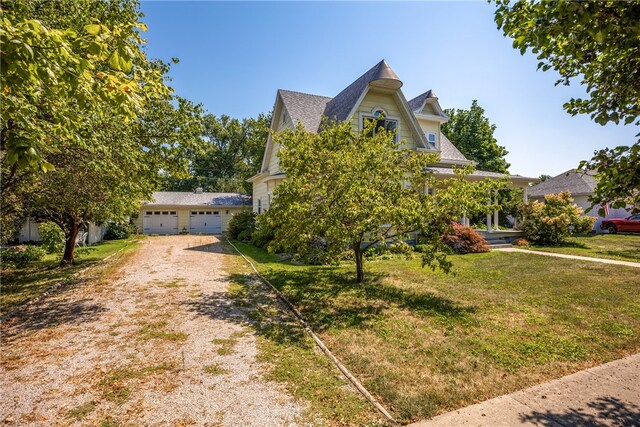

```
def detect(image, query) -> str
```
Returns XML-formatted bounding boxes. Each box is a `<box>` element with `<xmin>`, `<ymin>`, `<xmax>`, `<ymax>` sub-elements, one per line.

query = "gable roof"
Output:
<box><xmin>407</xmin><ymin>90</ymin><xmax>436</xmax><ymax>111</ymax></box>
<box><xmin>323</xmin><ymin>59</ymin><xmax>402</xmax><ymax>124</ymax></box>
<box><xmin>145</xmin><ymin>192</ymin><xmax>252</xmax><ymax>207</ymax></box>
<box><xmin>278</xmin><ymin>90</ymin><xmax>332</xmax><ymax>132</ymax></box>
<box><xmin>528</xmin><ymin>169</ymin><xmax>597</xmax><ymax>197</ymax></box>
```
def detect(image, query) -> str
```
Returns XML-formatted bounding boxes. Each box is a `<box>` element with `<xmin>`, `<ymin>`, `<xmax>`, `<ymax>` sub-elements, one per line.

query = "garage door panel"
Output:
<box><xmin>190</xmin><ymin>211</ymin><xmax>221</xmax><ymax>234</ymax></box>
<box><xmin>143</xmin><ymin>210</ymin><xmax>178</xmax><ymax>235</ymax></box>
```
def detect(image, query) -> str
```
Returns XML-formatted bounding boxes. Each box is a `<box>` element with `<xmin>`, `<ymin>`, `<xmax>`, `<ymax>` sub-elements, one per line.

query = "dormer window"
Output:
<box><xmin>426</xmin><ymin>132</ymin><xmax>437</xmax><ymax>149</ymax></box>
<box><xmin>361</xmin><ymin>108</ymin><xmax>399</xmax><ymax>142</ymax></box>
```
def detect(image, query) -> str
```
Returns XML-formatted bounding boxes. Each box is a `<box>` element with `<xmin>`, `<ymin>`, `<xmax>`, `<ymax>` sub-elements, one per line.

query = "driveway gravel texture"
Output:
<box><xmin>1</xmin><ymin>236</ymin><xmax>307</xmax><ymax>426</ymax></box>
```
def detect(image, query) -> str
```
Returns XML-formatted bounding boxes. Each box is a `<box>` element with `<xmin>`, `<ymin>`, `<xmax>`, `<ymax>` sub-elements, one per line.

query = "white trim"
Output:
<box><xmin>414</xmin><ymin>112</ymin><xmax>449</xmax><ymax>123</ymax></box>
<box><xmin>394</xmin><ymin>91</ymin><xmax>431</xmax><ymax>149</ymax></box>
<box><xmin>345</xmin><ymin>86</ymin><xmax>371</xmax><ymax>123</ymax></box>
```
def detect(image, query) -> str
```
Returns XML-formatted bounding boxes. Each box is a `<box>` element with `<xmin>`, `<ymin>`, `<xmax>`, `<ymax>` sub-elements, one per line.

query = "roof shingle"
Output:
<box><xmin>528</xmin><ymin>169</ymin><xmax>597</xmax><ymax>197</ymax></box>
<box><xmin>145</xmin><ymin>192</ymin><xmax>252</xmax><ymax>207</ymax></box>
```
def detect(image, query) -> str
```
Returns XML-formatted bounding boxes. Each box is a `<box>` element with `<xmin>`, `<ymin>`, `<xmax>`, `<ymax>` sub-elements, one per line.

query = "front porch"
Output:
<box><xmin>475</xmin><ymin>229</ymin><xmax>525</xmax><ymax>245</ymax></box>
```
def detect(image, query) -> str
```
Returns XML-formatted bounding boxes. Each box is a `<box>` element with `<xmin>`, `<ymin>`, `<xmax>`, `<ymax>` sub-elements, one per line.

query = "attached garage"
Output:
<box><xmin>136</xmin><ymin>190</ymin><xmax>251</xmax><ymax>236</ymax></box>
<box><xmin>143</xmin><ymin>210</ymin><xmax>178</xmax><ymax>235</ymax></box>
<box><xmin>189</xmin><ymin>210</ymin><xmax>222</xmax><ymax>234</ymax></box>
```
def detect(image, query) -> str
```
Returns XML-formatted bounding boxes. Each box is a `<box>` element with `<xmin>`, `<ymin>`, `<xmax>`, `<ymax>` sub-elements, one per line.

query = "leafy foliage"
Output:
<box><xmin>1</xmin><ymin>0</ymin><xmax>169</xmax><ymax>174</ymax></box>
<box><xmin>1</xmin><ymin>0</ymin><xmax>204</xmax><ymax>265</ymax></box>
<box><xmin>1</xmin><ymin>245</ymin><xmax>46</xmax><ymax>268</ymax></box>
<box><xmin>493</xmin><ymin>1</ymin><xmax>640</xmax><ymax>126</ymax></box>
<box><xmin>441</xmin><ymin>223</ymin><xmax>490</xmax><ymax>254</ymax></box>
<box><xmin>580</xmin><ymin>145</ymin><xmax>640</xmax><ymax>214</ymax></box>
<box><xmin>520</xmin><ymin>192</ymin><xmax>597</xmax><ymax>245</ymax></box>
<box><xmin>103</xmin><ymin>221</ymin><xmax>135</xmax><ymax>240</ymax></box>
<box><xmin>162</xmin><ymin>113</ymin><xmax>270</xmax><ymax>194</ymax></box>
<box><xmin>442</xmin><ymin>100</ymin><xmax>510</xmax><ymax>173</ymax></box>
<box><xmin>261</xmin><ymin>119</ymin><xmax>505</xmax><ymax>282</ymax></box>
<box><xmin>38</xmin><ymin>222</ymin><xmax>65</xmax><ymax>253</ymax></box>
<box><xmin>493</xmin><ymin>1</ymin><xmax>639</xmax><ymax>214</ymax></box>
<box><xmin>227</xmin><ymin>210</ymin><xmax>256</xmax><ymax>240</ymax></box>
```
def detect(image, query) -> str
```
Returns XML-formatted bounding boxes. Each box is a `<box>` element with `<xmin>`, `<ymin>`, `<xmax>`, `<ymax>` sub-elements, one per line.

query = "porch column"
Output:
<box><xmin>486</xmin><ymin>190</ymin><xmax>492</xmax><ymax>232</ymax></box>
<box><xmin>493</xmin><ymin>190</ymin><xmax>499</xmax><ymax>231</ymax></box>
<box><xmin>523</xmin><ymin>187</ymin><xmax>529</xmax><ymax>204</ymax></box>
<box><xmin>462</xmin><ymin>213</ymin><xmax>468</xmax><ymax>227</ymax></box>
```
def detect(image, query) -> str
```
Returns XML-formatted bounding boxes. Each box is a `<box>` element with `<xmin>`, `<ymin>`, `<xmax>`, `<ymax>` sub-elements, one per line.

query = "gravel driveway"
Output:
<box><xmin>1</xmin><ymin>235</ymin><xmax>305</xmax><ymax>426</ymax></box>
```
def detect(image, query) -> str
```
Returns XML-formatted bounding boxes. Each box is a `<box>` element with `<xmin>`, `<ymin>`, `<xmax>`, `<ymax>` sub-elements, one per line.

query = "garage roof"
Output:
<box><xmin>144</xmin><ymin>192</ymin><xmax>252</xmax><ymax>207</ymax></box>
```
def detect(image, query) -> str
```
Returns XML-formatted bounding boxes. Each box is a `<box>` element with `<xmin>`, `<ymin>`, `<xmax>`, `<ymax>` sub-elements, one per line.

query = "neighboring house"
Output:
<box><xmin>248</xmin><ymin>59</ymin><xmax>534</xmax><ymax>231</ymax></box>
<box><xmin>528</xmin><ymin>169</ymin><xmax>631</xmax><ymax>232</ymax></box>
<box><xmin>18</xmin><ymin>219</ymin><xmax>106</xmax><ymax>245</ymax></box>
<box><xmin>134</xmin><ymin>189</ymin><xmax>251</xmax><ymax>235</ymax></box>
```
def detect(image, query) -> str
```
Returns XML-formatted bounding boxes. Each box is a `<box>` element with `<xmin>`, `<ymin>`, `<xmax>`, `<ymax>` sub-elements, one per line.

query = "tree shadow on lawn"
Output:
<box><xmin>520</xmin><ymin>396</ymin><xmax>640</xmax><ymax>427</ymax></box>
<box><xmin>228</xmin><ymin>264</ymin><xmax>475</xmax><ymax>333</ymax></box>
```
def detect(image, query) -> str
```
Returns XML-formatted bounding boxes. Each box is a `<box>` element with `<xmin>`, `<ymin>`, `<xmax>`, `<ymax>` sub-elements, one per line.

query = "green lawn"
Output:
<box><xmin>529</xmin><ymin>233</ymin><xmax>640</xmax><ymax>262</ymax></box>
<box><xmin>228</xmin><ymin>241</ymin><xmax>640</xmax><ymax>424</ymax></box>
<box><xmin>1</xmin><ymin>237</ymin><xmax>140</xmax><ymax>313</ymax></box>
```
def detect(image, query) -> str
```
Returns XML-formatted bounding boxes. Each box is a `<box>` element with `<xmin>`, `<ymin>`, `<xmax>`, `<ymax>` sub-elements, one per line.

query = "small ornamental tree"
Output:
<box><xmin>520</xmin><ymin>192</ymin><xmax>597</xmax><ymax>245</ymax></box>
<box><xmin>262</xmin><ymin>119</ymin><xmax>504</xmax><ymax>282</ymax></box>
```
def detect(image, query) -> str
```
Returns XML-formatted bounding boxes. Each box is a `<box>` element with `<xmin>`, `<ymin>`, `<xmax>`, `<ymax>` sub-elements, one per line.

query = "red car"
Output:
<box><xmin>600</xmin><ymin>214</ymin><xmax>640</xmax><ymax>233</ymax></box>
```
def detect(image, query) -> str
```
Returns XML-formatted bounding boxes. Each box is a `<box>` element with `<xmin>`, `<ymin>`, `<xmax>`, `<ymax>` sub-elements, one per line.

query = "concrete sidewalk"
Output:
<box><xmin>494</xmin><ymin>247</ymin><xmax>640</xmax><ymax>268</ymax></box>
<box><xmin>410</xmin><ymin>354</ymin><xmax>640</xmax><ymax>427</ymax></box>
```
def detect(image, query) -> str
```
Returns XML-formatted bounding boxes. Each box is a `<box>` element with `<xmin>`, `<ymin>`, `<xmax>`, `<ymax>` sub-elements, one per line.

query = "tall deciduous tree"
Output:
<box><xmin>493</xmin><ymin>0</ymin><xmax>640</xmax><ymax>213</ymax></box>
<box><xmin>1</xmin><ymin>0</ymin><xmax>168</xmax><ymax>177</ymax></box>
<box><xmin>442</xmin><ymin>100</ymin><xmax>510</xmax><ymax>173</ymax></box>
<box><xmin>162</xmin><ymin>113</ymin><xmax>270</xmax><ymax>194</ymax></box>
<box><xmin>0</xmin><ymin>0</ymin><xmax>204</xmax><ymax>262</ymax></box>
<box><xmin>262</xmin><ymin>120</ymin><xmax>503</xmax><ymax>283</ymax></box>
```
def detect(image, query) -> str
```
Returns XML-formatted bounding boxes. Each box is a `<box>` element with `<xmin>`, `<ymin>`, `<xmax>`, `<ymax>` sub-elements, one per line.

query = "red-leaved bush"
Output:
<box><xmin>441</xmin><ymin>223</ymin><xmax>490</xmax><ymax>254</ymax></box>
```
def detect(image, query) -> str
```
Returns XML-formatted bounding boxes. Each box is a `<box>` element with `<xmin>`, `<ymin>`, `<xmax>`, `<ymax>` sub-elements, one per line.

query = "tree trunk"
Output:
<box><xmin>61</xmin><ymin>219</ymin><xmax>79</xmax><ymax>266</ymax></box>
<box><xmin>353</xmin><ymin>242</ymin><xmax>365</xmax><ymax>283</ymax></box>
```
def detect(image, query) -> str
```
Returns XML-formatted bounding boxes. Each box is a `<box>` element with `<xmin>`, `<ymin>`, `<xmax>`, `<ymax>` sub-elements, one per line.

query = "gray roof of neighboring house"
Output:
<box><xmin>323</xmin><ymin>59</ymin><xmax>401</xmax><ymax>125</ymax></box>
<box><xmin>407</xmin><ymin>90</ymin><xmax>436</xmax><ymax>111</ymax></box>
<box><xmin>144</xmin><ymin>192</ymin><xmax>252</xmax><ymax>207</ymax></box>
<box><xmin>528</xmin><ymin>169</ymin><xmax>597</xmax><ymax>197</ymax></box>
<box><xmin>279</xmin><ymin>90</ymin><xmax>332</xmax><ymax>132</ymax></box>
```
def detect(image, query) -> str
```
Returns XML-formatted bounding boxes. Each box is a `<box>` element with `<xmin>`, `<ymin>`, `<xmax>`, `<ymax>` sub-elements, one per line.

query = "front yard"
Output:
<box><xmin>1</xmin><ymin>238</ymin><xmax>139</xmax><ymax>313</ymax></box>
<box><xmin>527</xmin><ymin>233</ymin><xmax>640</xmax><ymax>262</ymax></box>
<box><xmin>229</xmin><ymin>241</ymin><xmax>640</xmax><ymax>424</ymax></box>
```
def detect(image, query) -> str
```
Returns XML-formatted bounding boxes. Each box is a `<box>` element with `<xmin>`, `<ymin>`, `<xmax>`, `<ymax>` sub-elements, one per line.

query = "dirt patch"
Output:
<box><xmin>1</xmin><ymin>235</ymin><xmax>305</xmax><ymax>426</ymax></box>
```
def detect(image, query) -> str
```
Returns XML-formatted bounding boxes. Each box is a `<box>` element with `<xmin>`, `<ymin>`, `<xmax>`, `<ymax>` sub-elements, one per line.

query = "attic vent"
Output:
<box><xmin>194</xmin><ymin>187</ymin><xmax>203</xmax><ymax>194</ymax></box>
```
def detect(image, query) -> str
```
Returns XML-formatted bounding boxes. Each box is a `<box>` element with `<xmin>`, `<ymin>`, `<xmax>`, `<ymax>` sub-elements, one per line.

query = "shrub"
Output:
<box><xmin>512</xmin><ymin>238</ymin><xmax>530</xmax><ymax>247</ymax></box>
<box><xmin>520</xmin><ymin>192</ymin><xmax>597</xmax><ymax>245</ymax></box>
<box><xmin>441</xmin><ymin>223</ymin><xmax>490</xmax><ymax>254</ymax></box>
<box><xmin>104</xmin><ymin>221</ymin><xmax>135</xmax><ymax>240</ymax></box>
<box><xmin>413</xmin><ymin>244</ymin><xmax>429</xmax><ymax>253</ymax></box>
<box><xmin>237</xmin><ymin>229</ymin><xmax>253</xmax><ymax>242</ymax></box>
<box><xmin>39</xmin><ymin>222</ymin><xmax>64</xmax><ymax>253</ymax></box>
<box><xmin>228</xmin><ymin>210</ymin><xmax>256</xmax><ymax>240</ymax></box>
<box><xmin>2</xmin><ymin>245</ymin><xmax>46</xmax><ymax>268</ymax></box>
<box><xmin>388</xmin><ymin>241</ymin><xmax>414</xmax><ymax>257</ymax></box>
<box><xmin>251</xmin><ymin>224</ymin><xmax>275</xmax><ymax>249</ymax></box>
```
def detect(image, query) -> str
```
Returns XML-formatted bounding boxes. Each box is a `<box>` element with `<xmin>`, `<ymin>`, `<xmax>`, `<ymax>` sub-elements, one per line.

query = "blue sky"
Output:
<box><xmin>140</xmin><ymin>1</ymin><xmax>637</xmax><ymax>178</ymax></box>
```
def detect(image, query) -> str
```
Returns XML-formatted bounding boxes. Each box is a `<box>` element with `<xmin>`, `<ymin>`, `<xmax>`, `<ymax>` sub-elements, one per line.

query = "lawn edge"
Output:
<box><xmin>1</xmin><ymin>237</ymin><xmax>140</xmax><ymax>322</ymax></box>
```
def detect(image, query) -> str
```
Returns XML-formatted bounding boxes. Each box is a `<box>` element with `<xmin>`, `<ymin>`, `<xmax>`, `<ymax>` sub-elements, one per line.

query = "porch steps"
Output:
<box><xmin>482</xmin><ymin>235</ymin><xmax>513</xmax><ymax>250</ymax></box>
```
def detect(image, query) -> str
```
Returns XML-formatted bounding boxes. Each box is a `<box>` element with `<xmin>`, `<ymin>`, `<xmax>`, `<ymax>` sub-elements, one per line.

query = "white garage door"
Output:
<box><xmin>190</xmin><ymin>210</ymin><xmax>221</xmax><ymax>234</ymax></box>
<box><xmin>143</xmin><ymin>210</ymin><xmax>178</xmax><ymax>235</ymax></box>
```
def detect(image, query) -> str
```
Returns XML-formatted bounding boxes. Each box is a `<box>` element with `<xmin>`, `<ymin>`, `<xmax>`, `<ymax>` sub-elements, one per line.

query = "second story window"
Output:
<box><xmin>362</xmin><ymin>109</ymin><xmax>398</xmax><ymax>142</ymax></box>
<box><xmin>426</xmin><ymin>132</ymin><xmax>437</xmax><ymax>149</ymax></box>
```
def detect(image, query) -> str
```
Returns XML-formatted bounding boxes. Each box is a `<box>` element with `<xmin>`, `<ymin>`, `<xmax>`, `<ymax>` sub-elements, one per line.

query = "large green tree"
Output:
<box><xmin>262</xmin><ymin>119</ymin><xmax>502</xmax><ymax>283</ymax></box>
<box><xmin>0</xmin><ymin>0</ymin><xmax>204</xmax><ymax>262</ymax></box>
<box><xmin>162</xmin><ymin>113</ymin><xmax>270</xmax><ymax>194</ymax></box>
<box><xmin>442</xmin><ymin>100</ymin><xmax>510</xmax><ymax>173</ymax></box>
<box><xmin>493</xmin><ymin>0</ymin><xmax>640</xmax><ymax>213</ymax></box>
<box><xmin>0</xmin><ymin>0</ymin><xmax>168</xmax><ymax>177</ymax></box>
